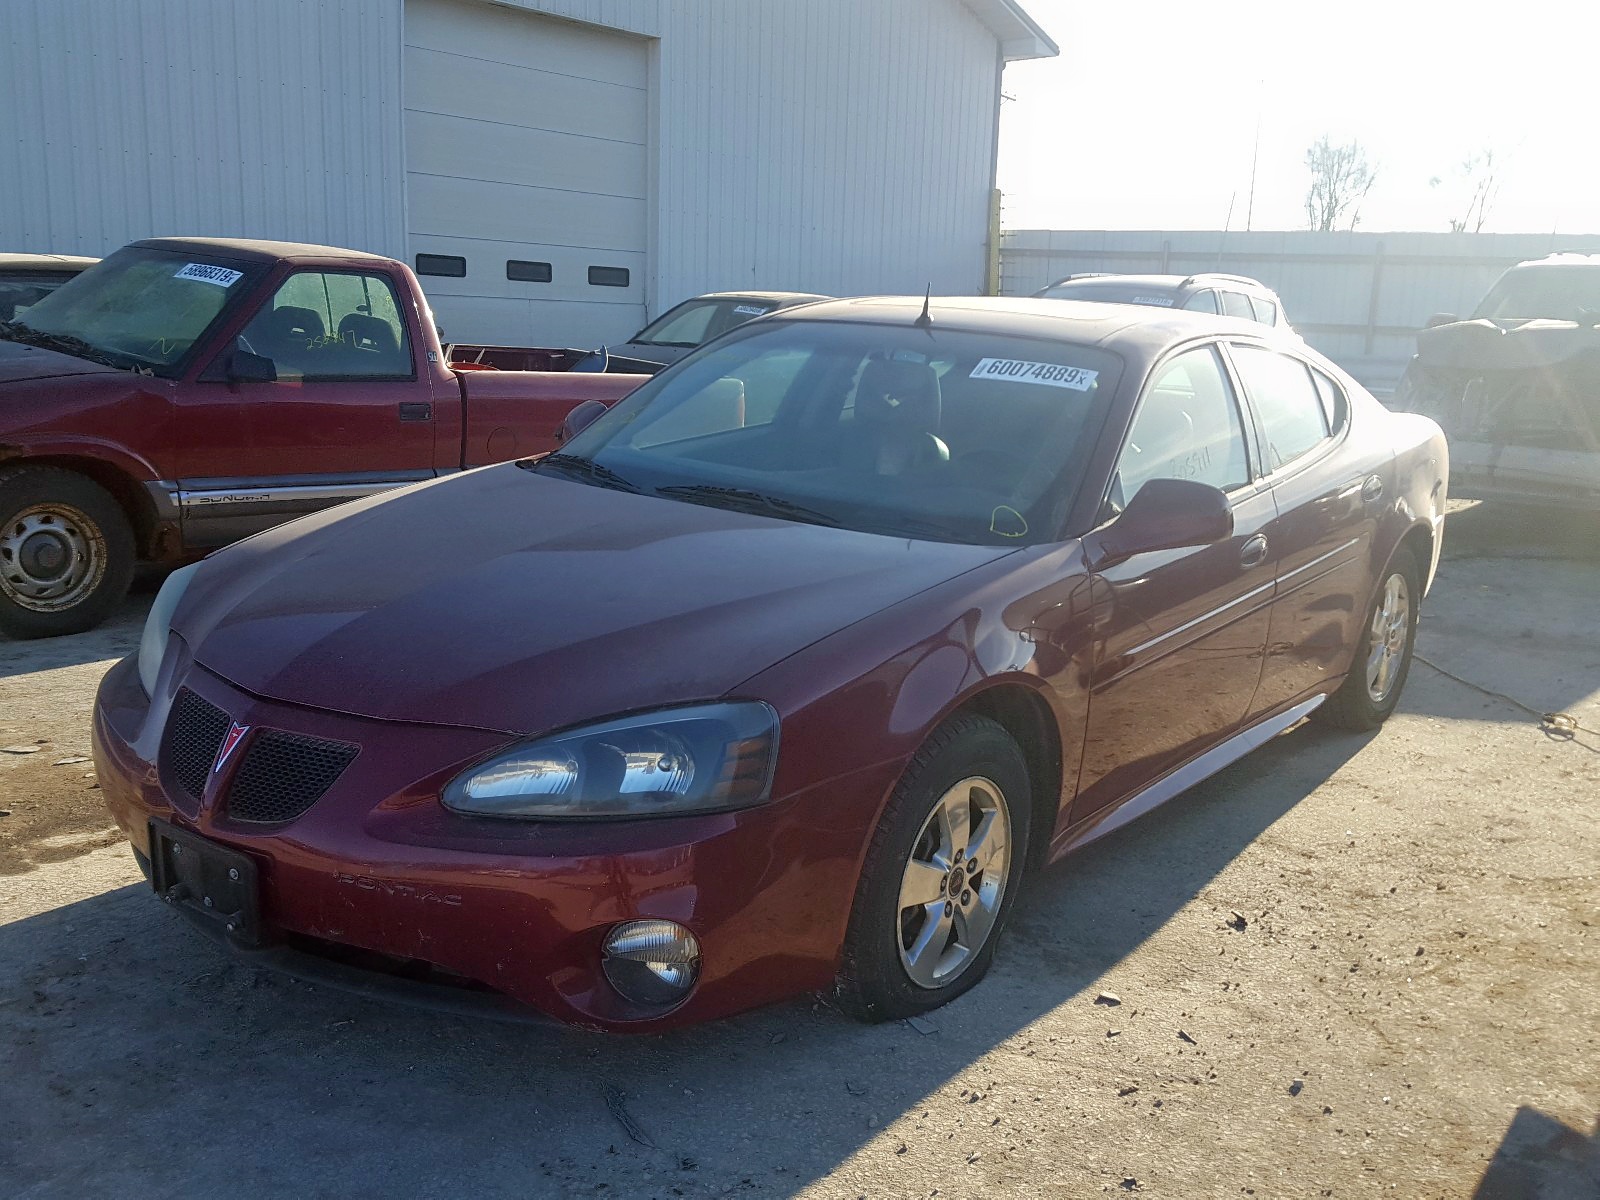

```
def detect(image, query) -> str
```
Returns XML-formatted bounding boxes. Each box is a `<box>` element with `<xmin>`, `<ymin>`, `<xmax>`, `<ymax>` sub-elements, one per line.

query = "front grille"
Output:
<box><xmin>224</xmin><ymin>730</ymin><xmax>358</xmax><ymax>824</ymax></box>
<box><xmin>163</xmin><ymin>688</ymin><xmax>231</xmax><ymax>800</ymax></box>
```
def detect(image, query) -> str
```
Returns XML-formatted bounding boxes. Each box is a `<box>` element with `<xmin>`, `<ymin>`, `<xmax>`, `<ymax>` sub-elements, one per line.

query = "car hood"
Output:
<box><xmin>0</xmin><ymin>338</ymin><xmax>120</xmax><ymax>384</ymax></box>
<box><xmin>180</xmin><ymin>464</ymin><xmax>1013</xmax><ymax>736</ymax></box>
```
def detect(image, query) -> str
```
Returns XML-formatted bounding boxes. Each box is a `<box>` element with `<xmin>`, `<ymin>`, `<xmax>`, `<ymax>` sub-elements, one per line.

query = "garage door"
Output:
<box><xmin>403</xmin><ymin>0</ymin><xmax>648</xmax><ymax>349</ymax></box>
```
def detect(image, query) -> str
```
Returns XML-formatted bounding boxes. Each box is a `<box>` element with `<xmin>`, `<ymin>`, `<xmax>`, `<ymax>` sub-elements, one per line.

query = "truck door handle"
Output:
<box><xmin>1361</xmin><ymin>475</ymin><xmax>1384</xmax><ymax>502</ymax></box>
<box><xmin>398</xmin><ymin>402</ymin><xmax>433</xmax><ymax>423</ymax></box>
<box><xmin>1239</xmin><ymin>534</ymin><xmax>1269</xmax><ymax>569</ymax></box>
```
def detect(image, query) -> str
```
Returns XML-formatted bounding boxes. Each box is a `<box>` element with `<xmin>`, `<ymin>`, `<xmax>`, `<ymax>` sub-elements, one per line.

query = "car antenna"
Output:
<box><xmin>914</xmin><ymin>284</ymin><xmax>933</xmax><ymax>329</ymax></box>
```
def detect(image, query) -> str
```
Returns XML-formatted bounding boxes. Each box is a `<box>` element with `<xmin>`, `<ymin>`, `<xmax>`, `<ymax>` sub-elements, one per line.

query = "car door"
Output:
<box><xmin>176</xmin><ymin>268</ymin><xmax>437</xmax><ymax>546</ymax></box>
<box><xmin>1225</xmin><ymin>344</ymin><xmax>1380</xmax><ymax>714</ymax></box>
<box><xmin>1071</xmin><ymin>344</ymin><xmax>1275</xmax><ymax>821</ymax></box>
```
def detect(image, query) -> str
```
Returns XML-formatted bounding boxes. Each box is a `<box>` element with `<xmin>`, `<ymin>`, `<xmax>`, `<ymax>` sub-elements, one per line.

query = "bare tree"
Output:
<box><xmin>1304</xmin><ymin>135</ymin><xmax>1378</xmax><ymax>231</ymax></box>
<box><xmin>1431</xmin><ymin>149</ymin><xmax>1503</xmax><ymax>233</ymax></box>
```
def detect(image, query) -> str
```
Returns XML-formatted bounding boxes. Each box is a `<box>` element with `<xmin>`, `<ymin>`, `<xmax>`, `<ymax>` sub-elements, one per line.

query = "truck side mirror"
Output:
<box><xmin>557</xmin><ymin>399</ymin><xmax>608</xmax><ymax>444</ymax></box>
<box><xmin>228</xmin><ymin>349</ymin><xmax>277</xmax><ymax>383</ymax></box>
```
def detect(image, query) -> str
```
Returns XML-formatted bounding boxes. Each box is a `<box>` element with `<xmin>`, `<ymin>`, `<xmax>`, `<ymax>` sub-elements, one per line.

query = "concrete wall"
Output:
<box><xmin>1001</xmin><ymin>229</ymin><xmax>1600</xmax><ymax>390</ymax></box>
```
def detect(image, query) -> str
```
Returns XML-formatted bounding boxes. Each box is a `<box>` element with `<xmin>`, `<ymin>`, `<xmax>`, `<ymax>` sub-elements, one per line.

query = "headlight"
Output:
<box><xmin>442</xmin><ymin>701</ymin><xmax>779</xmax><ymax>819</ymax></box>
<box><xmin>137</xmin><ymin>562</ymin><xmax>202</xmax><ymax>696</ymax></box>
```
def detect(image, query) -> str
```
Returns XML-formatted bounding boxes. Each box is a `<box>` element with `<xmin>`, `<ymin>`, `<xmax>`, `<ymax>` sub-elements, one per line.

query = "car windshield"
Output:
<box><xmin>552</xmin><ymin>319</ymin><xmax>1123</xmax><ymax>545</ymax></box>
<box><xmin>0</xmin><ymin>246</ymin><xmax>255</xmax><ymax>375</ymax></box>
<box><xmin>631</xmin><ymin>297</ymin><xmax>785</xmax><ymax>348</ymax></box>
<box><xmin>1472</xmin><ymin>265</ymin><xmax>1600</xmax><ymax>322</ymax></box>
<box><xmin>1039</xmin><ymin>282</ymin><xmax>1178</xmax><ymax>309</ymax></box>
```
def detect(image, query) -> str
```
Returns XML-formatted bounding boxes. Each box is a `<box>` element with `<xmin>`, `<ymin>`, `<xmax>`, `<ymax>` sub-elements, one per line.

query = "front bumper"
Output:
<box><xmin>92</xmin><ymin>653</ymin><xmax>899</xmax><ymax>1031</ymax></box>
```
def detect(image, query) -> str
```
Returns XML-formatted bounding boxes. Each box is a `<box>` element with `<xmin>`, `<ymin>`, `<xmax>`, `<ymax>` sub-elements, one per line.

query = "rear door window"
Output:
<box><xmin>1181</xmin><ymin>290</ymin><xmax>1219</xmax><ymax>314</ymax></box>
<box><xmin>1229</xmin><ymin>346</ymin><xmax>1330</xmax><ymax>471</ymax></box>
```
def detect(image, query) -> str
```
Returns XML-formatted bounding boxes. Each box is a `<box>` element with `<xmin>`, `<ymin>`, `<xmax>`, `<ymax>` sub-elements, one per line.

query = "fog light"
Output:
<box><xmin>602</xmin><ymin>920</ymin><xmax>701</xmax><ymax>1007</ymax></box>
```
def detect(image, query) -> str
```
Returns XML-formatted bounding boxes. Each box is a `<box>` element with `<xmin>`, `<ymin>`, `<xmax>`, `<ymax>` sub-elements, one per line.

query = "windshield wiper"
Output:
<box><xmin>0</xmin><ymin>321</ymin><xmax>129</xmax><ymax>369</ymax></box>
<box><xmin>629</xmin><ymin>338</ymin><xmax>699</xmax><ymax>349</ymax></box>
<box><xmin>654</xmin><ymin>484</ymin><xmax>841</xmax><ymax>528</ymax></box>
<box><xmin>520</xmin><ymin>452</ymin><xmax>640</xmax><ymax>493</ymax></box>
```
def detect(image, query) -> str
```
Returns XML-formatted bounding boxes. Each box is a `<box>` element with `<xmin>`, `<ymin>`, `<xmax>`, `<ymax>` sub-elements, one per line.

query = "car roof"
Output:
<box><xmin>131</xmin><ymin>237</ymin><xmax>397</xmax><ymax>266</ymax></box>
<box><xmin>1510</xmin><ymin>251</ymin><xmax>1600</xmax><ymax>269</ymax></box>
<box><xmin>1042</xmin><ymin>272</ymin><xmax>1275</xmax><ymax>294</ymax></box>
<box><xmin>0</xmin><ymin>252</ymin><xmax>99</xmax><ymax>271</ymax></box>
<box><xmin>776</xmin><ymin>295</ymin><xmax>1291</xmax><ymax>359</ymax></box>
<box><xmin>693</xmin><ymin>291</ymin><xmax>834</xmax><ymax>306</ymax></box>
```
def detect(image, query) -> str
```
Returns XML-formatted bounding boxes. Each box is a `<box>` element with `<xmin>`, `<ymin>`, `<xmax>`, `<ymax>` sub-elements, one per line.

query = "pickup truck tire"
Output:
<box><xmin>0</xmin><ymin>466</ymin><xmax>136</xmax><ymax>639</ymax></box>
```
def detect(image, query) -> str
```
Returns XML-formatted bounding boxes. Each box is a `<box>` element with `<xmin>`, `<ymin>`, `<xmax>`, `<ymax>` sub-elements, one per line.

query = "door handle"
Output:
<box><xmin>1239</xmin><ymin>534</ymin><xmax>1269</xmax><ymax>569</ymax></box>
<box><xmin>398</xmin><ymin>401</ymin><xmax>433</xmax><ymax>423</ymax></box>
<box><xmin>1361</xmin><ymin>475</ymin><xmax>1384</xmax><ymax>503</ymax></box>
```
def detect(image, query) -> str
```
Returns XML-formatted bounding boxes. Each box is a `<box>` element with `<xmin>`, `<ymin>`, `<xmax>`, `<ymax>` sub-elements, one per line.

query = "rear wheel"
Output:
<box><xmin>0</xmin><ymin>467</ymin><xmax>136</xmax><ymax>639</ymax></box>
<box><xmin>1315</xmin><ymin>545</ymin><xmax>1421</xmax><ymax>731</ymax></box>
<box><xmin>834</xmin><ymin>715</ymin><xmax>1032</xmax><ymax>1022</ymax></box>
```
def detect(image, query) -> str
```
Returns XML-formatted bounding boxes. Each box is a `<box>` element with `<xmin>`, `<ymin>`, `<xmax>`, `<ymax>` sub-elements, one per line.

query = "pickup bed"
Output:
<box><xmin>0</xmin><ymin>237</ymin><xmax>646</xmax><ymax>637</ymax></box>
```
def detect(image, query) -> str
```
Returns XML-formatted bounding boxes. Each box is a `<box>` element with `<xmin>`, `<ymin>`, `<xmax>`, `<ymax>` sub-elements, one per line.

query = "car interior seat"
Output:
<box><xmin>844</xmin><ymin>359</ymin><xmax>950</xmax><ymax>476</ymax></box>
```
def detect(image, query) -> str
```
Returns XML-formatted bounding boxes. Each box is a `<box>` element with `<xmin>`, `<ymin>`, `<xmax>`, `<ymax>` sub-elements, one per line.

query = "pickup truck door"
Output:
<box><xmin>175</xmin><ymin>268</ymin><xmax>438</xmax><ymax>546</ymax></box>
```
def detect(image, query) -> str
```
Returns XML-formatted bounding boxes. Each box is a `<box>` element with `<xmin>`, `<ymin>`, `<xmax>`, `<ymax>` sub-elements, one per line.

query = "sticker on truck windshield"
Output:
<box><xmin>970</xmin><ymin>358</ymin><xmax>1098</xmax><ymax>391</ymax></box>
<box><xmin>174</xmin><ymin>262</ymin><xmax>243</xmax><ymax>288</ymax></box>
<box><xmin>733</xmin><ymin>305</ymin><xmax>771</xmax><ymax>316</ymax></box>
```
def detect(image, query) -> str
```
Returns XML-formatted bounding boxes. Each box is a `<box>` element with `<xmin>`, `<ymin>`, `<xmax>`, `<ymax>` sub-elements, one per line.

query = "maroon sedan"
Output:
<box><xmin>93</xmin><ymin>297</ymin><xmax>1447</xmax><ymax>1031</ymax></box>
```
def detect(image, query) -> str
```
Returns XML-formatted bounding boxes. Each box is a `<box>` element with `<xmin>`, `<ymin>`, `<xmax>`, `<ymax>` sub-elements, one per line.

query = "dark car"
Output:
<box><xmin>1387</xmin><ymin>251</ymin><xmax>1600</xmax><ymax>507</ymax></box>
<box><xmin>0</xmin><ymin>252</ymin><xmax>98</xmax><ymax>322</ymax></box>
<box><xmin>1036</xmin><ymin>272</ymin><xmax>1289</xmax><ymax>328</ymax></box>
<box><xmin>94</xmin><ymin>296</ymin><xmax>1446</xmax><ymax>1031</ymax></box>
<box><xmin>614</xmin><ymin>290</ymin><xmax>831</xmax><ymax>369</ymax></box>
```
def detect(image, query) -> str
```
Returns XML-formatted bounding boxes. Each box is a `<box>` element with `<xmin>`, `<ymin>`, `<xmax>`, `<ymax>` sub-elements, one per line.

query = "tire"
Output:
<box><xmin>0</xmin><ymin>466</ymin><xmax>137</xmax><ymax>639</ymax></box>
<box><xmin>834</xmin><ymin>714</ymin><xmax>1033</xmax><ymax>1023</ymax></box>
<box><xmin>1315</xmin><ymin>544</ymin><xmax>1422</xmax><ymax>731</ymax></box>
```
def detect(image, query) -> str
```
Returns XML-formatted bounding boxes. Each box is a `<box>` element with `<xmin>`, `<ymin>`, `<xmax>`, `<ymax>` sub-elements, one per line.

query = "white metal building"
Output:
<box><xmin>0</xmin><ymin>0</ymin><xmax>1055</xmax><ymax>347</ymax></box>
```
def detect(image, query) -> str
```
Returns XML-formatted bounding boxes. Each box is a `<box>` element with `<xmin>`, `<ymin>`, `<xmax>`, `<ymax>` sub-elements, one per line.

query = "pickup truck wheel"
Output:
<box><xmin>0</xmin><ymin>467</ymin><xmax>136</xmax><ymax>639</ymax></box>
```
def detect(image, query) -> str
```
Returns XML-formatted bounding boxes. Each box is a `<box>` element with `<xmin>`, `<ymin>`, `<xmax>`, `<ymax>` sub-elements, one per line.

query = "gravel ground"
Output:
<box><xmin>1</xmin><ymin>504</ymin><xmax>1596</xmax><ymax>1199</ymax></box>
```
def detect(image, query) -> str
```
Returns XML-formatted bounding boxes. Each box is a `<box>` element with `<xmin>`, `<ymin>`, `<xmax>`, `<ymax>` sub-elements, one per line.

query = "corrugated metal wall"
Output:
<box><xmin>1001</xmin><ymin>229</ymin><xmax>1600</xmax><ymax>390</ymax></box>
<box><xmin>2</xmin><ymin>0</ymin><xmax>1010</xmax><ymax>338</ymax></box>
<box><xmin>0</xmin><ymin>0</ymin><xmax>407</xmax><ymax>258</ymax></box>
<box><xmin>500</xmin><ymin>0</ymin><xmax>1006</xmax><ymax>312</ymax></box>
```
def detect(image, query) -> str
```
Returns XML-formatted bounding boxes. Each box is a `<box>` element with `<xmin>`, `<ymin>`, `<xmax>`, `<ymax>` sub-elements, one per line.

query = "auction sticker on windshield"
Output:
<box><xmin>174</xmin><ymin>263</ymin><xmax>243</xmax><ymax>288</ymax></box>
<box><xmin>733</xmin><ymin>305</ymin><xmax>771</xmax><ymax>317</ymax></box>
<box><xmin>970</xmin><ymin>358</ymin><xmax>1098</xmax><ymax>391</ymax></box>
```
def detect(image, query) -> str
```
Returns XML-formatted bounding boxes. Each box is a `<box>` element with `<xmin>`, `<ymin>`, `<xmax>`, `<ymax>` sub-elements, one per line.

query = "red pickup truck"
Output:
<box><xmin>0</xmin><ymin>237</ymin><xmax>645</xmax><ymax>637</ymax></box>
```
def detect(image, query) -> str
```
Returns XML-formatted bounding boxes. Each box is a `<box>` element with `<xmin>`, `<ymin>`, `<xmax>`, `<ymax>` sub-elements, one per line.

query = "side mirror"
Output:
<box><xmin>1088</xmin><ymin>477</ymin><xmax>1233</xmax><ymax>568</ymax></box>
<box><xmin>556</xmin><ymin>398</ymin><xmax>608</xmax><ymax>444</ymax></box>
<box><xmin>227</xmin><ymin>349</ymin><xmax>277</xmax><ymax>383</ymax></box>
<box><xmin>1424</xmin><ymin>313</ymin><xmax>1458</xmax><ymax>329</ymax></box>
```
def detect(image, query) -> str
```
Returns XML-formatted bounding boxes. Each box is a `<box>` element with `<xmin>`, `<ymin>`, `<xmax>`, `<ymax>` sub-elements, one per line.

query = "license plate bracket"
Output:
<box><xmin>148</xmin><ymin>818</ymin><xmax>262</xmax><ymax>947</ymax></box>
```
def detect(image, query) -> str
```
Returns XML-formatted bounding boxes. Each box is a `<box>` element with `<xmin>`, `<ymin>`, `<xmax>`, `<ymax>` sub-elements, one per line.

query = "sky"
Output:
<box><xmin>996</xmin><ymin>0</ymin><xmax>1600</xmax><ymax>234</ymax></box>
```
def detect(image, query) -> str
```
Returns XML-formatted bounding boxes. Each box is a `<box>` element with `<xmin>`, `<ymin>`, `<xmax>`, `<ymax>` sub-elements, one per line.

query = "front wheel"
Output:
<box><xmin>1315</xmin><ymin>545</ymin><xmax>1421</xmax><ymax>731</ymax></box>
<box><xmin>0</xmin><ymin>466</ymin><xmax>136</xmax><ymax>639</ymax></box>
<box><xmin>833</xmin><ymin>714</ymin><xmax>1032</xmax><ymax>1022</ymax></box>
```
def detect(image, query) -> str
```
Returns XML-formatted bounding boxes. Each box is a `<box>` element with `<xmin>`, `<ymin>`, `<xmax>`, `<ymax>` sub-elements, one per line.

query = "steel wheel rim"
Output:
<box><xmin>896</xmin><ymin>775</ymin><xmax>1013</xmax><ymax>990</ymax></box>
<box><xmin>0</xmin><ymin>503</ymin><xmax>106</xmax><ymax>612</ymax></box>
<box><xmin>1365</xmin><ymin>571</ymin><xmax>1411</xmax><ymax>704</ymax></box>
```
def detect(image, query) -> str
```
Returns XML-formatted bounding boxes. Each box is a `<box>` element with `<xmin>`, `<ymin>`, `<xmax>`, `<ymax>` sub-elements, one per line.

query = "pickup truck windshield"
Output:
<box><xmin>552</xmin><ymin>320</ymin><xmax>1123</xmax><ymax>545</ymax></box>
<box><xmin>0</xmin><ymin>247</ymin><xmax>254</xmax><ymax>376</ymax></box>
<box><xmin>1473</xmin><ymin>265</ymin><xmax>1600</xmax><ymax>322</ymax></box>
<box><xmin>631</xmin><ymin>297</ymin><xmax>779</xmax><ymax>348</ymax></box>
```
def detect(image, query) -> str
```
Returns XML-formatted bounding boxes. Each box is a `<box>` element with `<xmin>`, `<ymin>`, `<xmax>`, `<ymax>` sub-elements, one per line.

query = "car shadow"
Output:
<box><xmin>0</xmin><ymin>717</ymin><xmax>1374</xmax><ymax>1196</ymax></box>
<box><xmin>1472</xmin><ymin>1107</ymin><xmax>1600</xmax><ymax>1199</ymax></box>
<box><xmin>0</xmin><ymin>575</ymin><xmax>158</xmax><ymax>680</ymax></box>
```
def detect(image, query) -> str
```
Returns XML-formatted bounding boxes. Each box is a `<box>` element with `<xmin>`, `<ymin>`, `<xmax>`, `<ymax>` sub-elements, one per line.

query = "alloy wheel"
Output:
<box><xmin>1365</xmin><ymin>571</ymin><xmax>1411</xmax><ymax>704</ymax></box>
